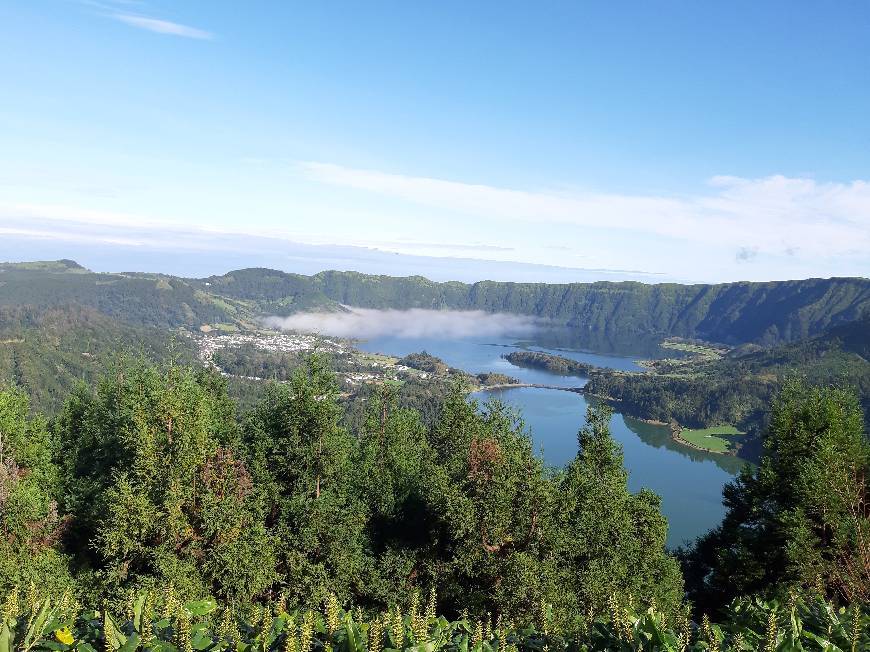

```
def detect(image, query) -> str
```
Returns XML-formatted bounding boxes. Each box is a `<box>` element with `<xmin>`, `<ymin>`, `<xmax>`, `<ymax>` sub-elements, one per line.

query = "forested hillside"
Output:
<box><xmin>585</xmin><ymin>314</ymin><xmax>870</xmax><ymax>434</ymax></box>
<box><xmin>2</xmin><ymin>357</ymin><xmax>683</xmax><ymax>621</ymax></box>
<box><xmin>0</xmin><ymin>261</ymin><xmax>250</xmax><ymax>329</ymax></box>
<box><xmin>0</xmin><ymin>304</ymin><xmax>194</xmax><ymax>413</ymax></box>
<box><xmin>3</xmin><ymin>261</ymin><xmax>869</xmax><ymax>346</ymax></box>
<box><xmin>201</xmin><ymin>268</ymin><xmax>870</xmax><ymax>346</ymax></box>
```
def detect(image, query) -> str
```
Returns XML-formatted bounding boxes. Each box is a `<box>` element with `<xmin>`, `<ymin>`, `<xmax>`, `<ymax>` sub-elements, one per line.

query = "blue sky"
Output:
<box><xmin>1</xmin><ymin>1</ymin><xmax>868</xmax><ymax>282</ymax></box>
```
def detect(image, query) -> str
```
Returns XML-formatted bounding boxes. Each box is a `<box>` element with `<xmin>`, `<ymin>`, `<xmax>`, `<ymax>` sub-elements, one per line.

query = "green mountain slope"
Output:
<box><xmin>0</xmin><ymin>303</ymin><xmax>194</xmax><ymax>413</ymax></box>
<box><xmin>199</xmin><ymin>267</ymin><xmax>870</xmax><ymax>346</ymax></box>
<box><xmin>3</xmin><ymin>261</ymin><xmax>868</xmax><ymax>347</ymax></box>
<box><xmin>0</xmin><ymin>260</ymin><xmax>245</xmax><ymax>329</ymax></box>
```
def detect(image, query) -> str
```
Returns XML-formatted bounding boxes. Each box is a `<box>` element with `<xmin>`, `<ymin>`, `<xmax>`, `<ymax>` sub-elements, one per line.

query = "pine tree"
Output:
<box><xmin>56</xmin><ymin>359</ymin><xmax>275</xmax><ymax>601</ymax></box>
<box><xmin>0</xmin><ymin>387</ymin><xmax>73</xmax><ymax>592</ymax></box>
<box><xmin>244</xmin><ymin>354</ymin><xmax>363</xmax><ymax>607</ymax></box>
<box><xmin>682</xmin><ymin>380</ymin><xmax>870</xmax><ymax>611</ymax></box>
<box><xmin>555</xmin><ymin>403</ymin><xmax>683</xmax><ymax>623</ymax></box>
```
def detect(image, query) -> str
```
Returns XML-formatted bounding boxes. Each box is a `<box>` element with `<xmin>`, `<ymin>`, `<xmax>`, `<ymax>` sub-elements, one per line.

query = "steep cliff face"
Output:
<box><xmin>203</xmin><ymin>268</ymin><xmax>870</xmax><ymax>345</ymax></box>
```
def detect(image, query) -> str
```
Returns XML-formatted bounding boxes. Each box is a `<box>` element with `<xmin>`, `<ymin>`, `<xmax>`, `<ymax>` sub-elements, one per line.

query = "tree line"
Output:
<box><xmin>1</xmin><ymin>355</ymin><xmax>867</xmax><ymax>628</ymax></box>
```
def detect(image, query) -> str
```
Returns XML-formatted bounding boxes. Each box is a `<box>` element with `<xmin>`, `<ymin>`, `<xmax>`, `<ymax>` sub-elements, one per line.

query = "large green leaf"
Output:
<box><xmin>0</xmin><ymin>623</ymin><xmax>11</xmax><ymax>652</ymax></box>
<box><xmin>118</xmin><ymin>632</ymin><xmax>140</xmax><ymax>652</ymax></box>
<box><xmin>133</xmin><ymin>595</ymin><xmax>148</xmax><ymax>634</ymax></box>
<box><xmin>184</xmin><ymin>601</ymin><xmax>217</xmax><ymax>617</ymax></box>
<box><xmin>24</xmin><ymin>600</ymin><xmax>52</xmax><ymax>650</ymax></box>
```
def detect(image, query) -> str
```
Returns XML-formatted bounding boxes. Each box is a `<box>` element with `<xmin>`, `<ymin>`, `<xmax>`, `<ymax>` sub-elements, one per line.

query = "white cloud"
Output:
<box><xmin>112</xmin><ymin>13</ymin><xmax>213</xmax><ymax>39</ymax></box>
<box><xmin>299</xmin><ymin>163</ymin><xmax>870</xmax><ymax>258</ymax></box>
<box><xmin>264</xmin><ymin>308</ymin><xmax>540</xmax><ymax>340</ymax></box>
<box><xmin>0</xmin><ymin>203</ymin><xmax>512</xmax><ymax>256</ymax></box>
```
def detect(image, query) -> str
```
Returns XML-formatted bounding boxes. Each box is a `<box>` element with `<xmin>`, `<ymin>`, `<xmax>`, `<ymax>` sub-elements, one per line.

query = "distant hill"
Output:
<box><xmin>0</xmin><ymin>261</ymin><xmax>244</xmax><ymax>329</ymax></box>
<box><xmin>2</xmin><ymin>260</ymin><xmax>869</xmax><ymax>348</ymax></box>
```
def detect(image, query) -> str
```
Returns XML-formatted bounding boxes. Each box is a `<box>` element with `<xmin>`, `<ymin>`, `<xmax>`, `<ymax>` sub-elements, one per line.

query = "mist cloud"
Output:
<box><xmin>263</xmin><ymin>307</ymin><xmax>540</xmax><ymax>340</ymax></box>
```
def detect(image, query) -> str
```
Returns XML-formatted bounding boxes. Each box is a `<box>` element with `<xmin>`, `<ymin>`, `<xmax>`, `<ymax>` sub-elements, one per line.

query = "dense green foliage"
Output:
<box><xmin>0</xmin><ymin>389</ymin><xmax>74</xmax><ymax>593</ymax></box>
<box><xmin>474</xmin><ymin>373</ymin><xmax>519</xmax><ymax>386</ymax></box>
<box><xmin>396</xmin><ymin>352</ymin><xmax>450</xmax><ymax>375</ymax></box>
<box><xmin>1</xmin><ymin>589</ymin><xmax>867</xmax><ymax>652</ymax></box>
<box><xmin>1</xmin><ymin>355</ymin><xmax>868</xmax><ymax>649</ymax></box>
<box><xmin>1</xmin><ymin>357</ymin><xmax>683</xmax><ymax>627</ymax></box>
<box><xmin>585</xmin><ymin>372</ymin><xmax>771</xmax><ymax>432</ymax></box>
<box><xmin>55</xmin><ymin>360</ymin><xmax>274</xmax><ymax>603</ymax></box>
<box><xmin>681</xmin><ymin>382</ymin><xmax>870</xmax><ymax>614</ymax></box>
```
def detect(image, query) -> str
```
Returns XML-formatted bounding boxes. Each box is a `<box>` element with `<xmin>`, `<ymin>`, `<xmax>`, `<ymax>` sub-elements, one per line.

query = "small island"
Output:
<box><xmin>503</xmin><ymin>350</ymin><xmax>595</xmax><ymax>376</ymax></box>
<box><xmin>475</xmin><ymin>371</ymin><xmax>520</xmax><ymax>386</ymax></box>
<box><xmin>399</xmin><ymin>351</ymin><xmax>520</xmax><ymax>387</ymax></box>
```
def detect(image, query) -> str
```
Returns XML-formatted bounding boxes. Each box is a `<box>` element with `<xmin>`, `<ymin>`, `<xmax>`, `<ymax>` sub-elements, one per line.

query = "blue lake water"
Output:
<box><xmin>358</xmin><ymin>334</ymin><xmax>747</xmax><ymax>548</ymax></box>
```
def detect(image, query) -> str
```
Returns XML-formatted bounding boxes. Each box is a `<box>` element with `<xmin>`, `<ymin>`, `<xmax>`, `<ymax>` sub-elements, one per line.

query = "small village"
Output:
<box><xmin>192</xmin><ymin>328</ymin><xmax>420</xmax><ymax>386</ymax></box>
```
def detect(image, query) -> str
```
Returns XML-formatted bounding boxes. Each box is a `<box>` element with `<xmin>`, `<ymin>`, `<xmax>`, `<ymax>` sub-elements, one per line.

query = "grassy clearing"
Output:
<box><xmin>660</xmin><ymin>339</ymin><xmax>726</xmax><ymax>361</ymax></box>
<box><xmin>679</xmin><ymin>425</ymin><xmax>745</xmax><ymax>453</ymax></box>
<box><xmin>358</xmin><ymin>351</ymin><xmax>400</xmax><ymax>367</ymax></box>
<box><xmin>213</xmin><ymin>322</ymin><xmax>239</xmax><ymax>332</ymax></box>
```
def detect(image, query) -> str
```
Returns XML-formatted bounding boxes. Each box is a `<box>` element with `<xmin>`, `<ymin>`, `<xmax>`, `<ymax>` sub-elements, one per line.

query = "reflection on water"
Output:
<box><xmin>358</xmin><ymin>331</ymin><xmax>744</xmax><ymax>548</ymax></box>
<box><xmin>622</xmin><ymin>417</ymin><xmax>750</xmax><ymax>475</ymax></box>
<box><xmin>475</xmin><ymin>387</ymin><xmax>741</xmax><ymax>548</ymax></box>
<box><xmin>521</xmin><ymin>327</ymin><xmax>668</xmax><ymax>359</ymax></box>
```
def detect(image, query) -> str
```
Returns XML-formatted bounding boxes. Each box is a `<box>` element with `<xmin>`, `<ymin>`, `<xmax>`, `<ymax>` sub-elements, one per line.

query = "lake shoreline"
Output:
<box><xmin>581</xmin><ymin>389</ymin><xmax>744</xmax><ymax>457</ymax></box>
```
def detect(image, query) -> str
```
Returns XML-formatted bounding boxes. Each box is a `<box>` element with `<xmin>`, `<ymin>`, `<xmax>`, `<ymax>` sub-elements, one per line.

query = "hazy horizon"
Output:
<box><xmin>3</xmin><ymin>252</ymin><xmax>868</xmax><ymax>287</ymax></box>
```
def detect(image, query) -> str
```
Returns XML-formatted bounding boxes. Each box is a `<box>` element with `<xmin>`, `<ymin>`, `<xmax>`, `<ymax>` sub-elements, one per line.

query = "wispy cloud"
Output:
<box><xmin>80</xmin><ymin>0</ymin><xmax>214</xmax><ymax>39</ymax></box>
<box><xmin>111</xmin><ymin>13</ymin><xmax>213</xmax><ymax>39</ymax></box>
<box><xmin>298</xmin><ymin>163</ymin><xmax>870</xmax><ymax>259</ymax></box>
<box><xmin>0</xmin><ymin>204</ymin><xmax>666</xmax><ymax>282</ymax></box>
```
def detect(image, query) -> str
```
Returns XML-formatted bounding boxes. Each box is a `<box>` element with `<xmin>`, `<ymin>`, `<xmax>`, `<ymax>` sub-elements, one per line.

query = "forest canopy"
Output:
<box><xmin>1</xmin><ymin>355</ymin><xmax>867</xmax><ymax>636</ymax></box>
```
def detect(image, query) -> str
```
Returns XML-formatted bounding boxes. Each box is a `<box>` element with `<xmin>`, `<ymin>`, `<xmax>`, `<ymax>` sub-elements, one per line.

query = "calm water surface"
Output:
<box><xmin>358</xmin><ymin>334</ymin><xmax>746</xmax><ymax>547</ymax></box>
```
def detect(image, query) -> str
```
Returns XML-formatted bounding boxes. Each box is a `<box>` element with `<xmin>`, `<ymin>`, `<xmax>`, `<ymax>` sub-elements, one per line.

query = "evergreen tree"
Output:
<box><xmin>56</xmin><ymin>359</ymin><xmax>275</xmax><ymax>601</ymax></box>
<box><xmin>682</xmin><ymin>381</ymin><xmax>870</xmax><ymax>612</ymax></box>
<box><xmin>423</xmin><ymin>383</ymin><xmax>561</xmax><ymax>620</ymax></box>
<box><xmin>0</xmin><ymin>387</ymin><xmax>73</xmax><ymax>592</ymax></box>
<box><xmin>554</xmin><ymin>404</ymin><xmax>684</xmax><ymax>624</ymax></box>
<box><xmin>244</xmin><ymin>355</ymin><xmax>364</xmax><ymax>607</ymax></box>
<box><xmin>351</xmin><ymin>382</ymin><xmax>438</xmax><ymax>607</ymax></box>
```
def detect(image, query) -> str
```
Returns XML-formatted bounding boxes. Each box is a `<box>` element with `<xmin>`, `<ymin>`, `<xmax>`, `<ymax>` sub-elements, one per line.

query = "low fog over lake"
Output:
<box><xmin>264</xmin><ymin>307</ymin><xmax>541</xmax><ymax>340</ymax></box>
